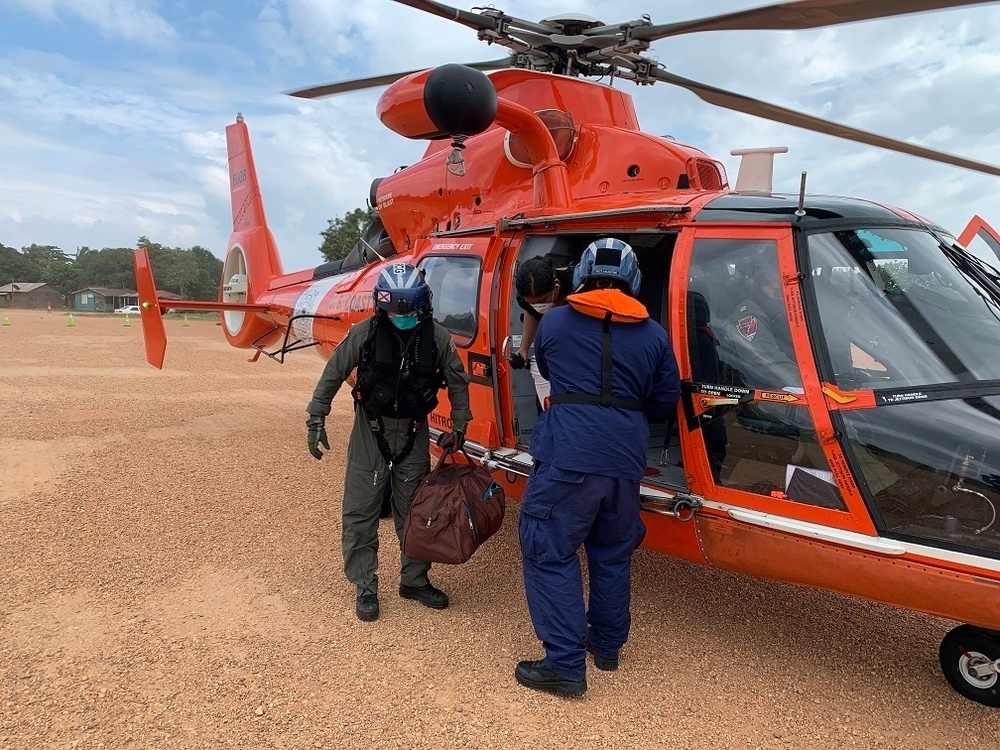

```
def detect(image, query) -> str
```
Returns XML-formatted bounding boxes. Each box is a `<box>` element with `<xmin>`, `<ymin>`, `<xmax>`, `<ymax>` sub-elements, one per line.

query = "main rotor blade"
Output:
<box><xmin>389</xmin><ymin>0</ymin><xmax>556</xmax><ymax>36</ymax></box>
<box><xmin>652</xmin><ymin>68</ymin><xmax>1000</xmax><ymax>177</ymax></box>
<box><xmin>285</xmin><ymin>57</ymin><xmax>513</xmax><ymax>99</ymax></box>
<box><xmin>388</xmin><ymin>0</ymin><xmax>496</xmax><ymax>31</ymax></box>
<box><xmin>626</xmin><ymin>0</ymin><xmax>998</xmax><ymax>42</ymax></box>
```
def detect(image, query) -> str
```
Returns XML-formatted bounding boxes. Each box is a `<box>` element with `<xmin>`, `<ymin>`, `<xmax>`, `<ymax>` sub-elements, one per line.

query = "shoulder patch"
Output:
<box><xmin>736</xmin><ymin>314</ymin><xmax>758</xmax><ymax>342</ymax></box>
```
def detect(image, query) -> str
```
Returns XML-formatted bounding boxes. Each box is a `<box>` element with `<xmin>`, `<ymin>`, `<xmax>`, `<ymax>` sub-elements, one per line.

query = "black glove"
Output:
<box><xmin>509</xmin><ymin>352</ymin><xmax>529</xmax><ymax>370</ymax></box>
<box><xmin>436</xmin><ymin>430</ymin><xmax>465</xmax><ymax>453</ymax></box>
<box><xmin>306</xmin><ymin>415</ymin><xmax>330</xmax><ymax>460</ymax></box>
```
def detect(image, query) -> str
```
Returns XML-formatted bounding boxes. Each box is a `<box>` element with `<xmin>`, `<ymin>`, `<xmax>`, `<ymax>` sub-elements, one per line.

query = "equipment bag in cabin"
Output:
<box><xmin>402</xmin><ymin>449</ymin><xmax>506</xmax><ymax>564</ymax></box>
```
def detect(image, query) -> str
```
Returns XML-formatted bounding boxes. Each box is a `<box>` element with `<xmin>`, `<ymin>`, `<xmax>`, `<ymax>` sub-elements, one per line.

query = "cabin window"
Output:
<box><xmin>418</xmin><ymin>255</ymin><xmax>480</xmax><ymax>344</ymax></box>
<box><xmin>687</xmin><ymin>237</ymin><xmax>845</xmax><ymax>509</ymax></box>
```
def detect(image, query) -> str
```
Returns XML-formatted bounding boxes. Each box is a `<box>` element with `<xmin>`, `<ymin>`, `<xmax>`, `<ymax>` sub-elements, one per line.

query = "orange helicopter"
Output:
<box><xmin>132</xmin><ymin>0</ymin><xmax>1000</xmax><ymax>706</ymax></box>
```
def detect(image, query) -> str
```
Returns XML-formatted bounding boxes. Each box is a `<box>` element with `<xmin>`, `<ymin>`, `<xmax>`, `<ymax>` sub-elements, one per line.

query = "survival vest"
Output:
<box><xmin>546</xmin><ymin>288</ymin><xmax>647</xmax><ymax>412</ymax></box>
<box><xmin>351</xmin><ymin>313</ymin><xmax>442</xmax><ymax>422</ymax></box>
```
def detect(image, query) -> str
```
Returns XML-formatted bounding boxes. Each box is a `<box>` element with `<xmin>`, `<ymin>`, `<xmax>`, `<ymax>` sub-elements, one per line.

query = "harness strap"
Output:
<box><xmin>363</xmin><ymin>407</ymin><xmax>421</xmax><ymax>465</ymax></box>
<box><xmin>547</xmin><ymin>312</ymin><xmax>644</xmax><ymax>412</ymax></box>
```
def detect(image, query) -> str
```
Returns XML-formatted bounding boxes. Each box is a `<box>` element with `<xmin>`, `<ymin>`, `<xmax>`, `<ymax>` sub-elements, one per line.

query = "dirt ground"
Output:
<box><xmin>1</xmin><ymin>311</ymin><xmax>997</xmax><ymax>749</ymax></box>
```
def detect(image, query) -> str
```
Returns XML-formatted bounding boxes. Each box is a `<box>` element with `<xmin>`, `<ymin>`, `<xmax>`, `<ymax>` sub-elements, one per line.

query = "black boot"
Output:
<box><xmin>514</xmin><ymin>659</ymin><xmax>587</xmax><ymax>697</ymax></box>
<box><xmin>356</xmin><ymin>593</ymin><xmax>379</xmax><ymax>622</ymax></box>
<box><xmin>398</xmin><ymin>582</ymin><xmax>449</xmax><ymax>609</ymax></box>
<box><xmin>585</xmin><ymin>638</ymin><xmax>619</xmax><ymax>671</ymax></box>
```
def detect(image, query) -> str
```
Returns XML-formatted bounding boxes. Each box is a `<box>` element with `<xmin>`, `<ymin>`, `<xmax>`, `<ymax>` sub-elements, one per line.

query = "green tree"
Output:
<box><xmin>44</xmin><ymin>261</ymin><xmax>80</xmax><ymax>296</ymax></box>
<box><xmin>1</xmin><ymin>237</ymin><xmax>223</xmax><ymax>301</ymax></box>
<box><xmin>142</xmin><ymin>239</ymin><xmax>223</xmax><ymax>300</ymax></box>
<box><xmin>74</xmin><ymin>246</ymin><xmax>136</xmax><ymax>290</ymax></box>
<box><xmin>0</xmin><ymin>244</ymin><xmax>43</xmax><ymax>283</ymax></box>
<box><xmin>22</xmin><ymin>244</ymin><xmax>71</xmax><ymax>275</ymax></box>
<box><xmin>188</xmin><ymin>246</ymin><xmax>224</xmax><ymax>299</ymax></box>
<box><xmin>319</xmin><ymin>207</ymin><xmax>370</xmax><ymax>262</ymax></box>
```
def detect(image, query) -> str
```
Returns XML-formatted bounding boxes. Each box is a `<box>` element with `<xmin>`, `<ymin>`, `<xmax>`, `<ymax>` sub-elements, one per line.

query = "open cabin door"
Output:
<box><xmin>499</xmin><ymin>230</ymin><xmax>684</xmax><ymax>486</ymax></box>
<box><xmin>415</xmin><ymin>236</ymin><xmax>502</xmax><ymax>449</ymax></box>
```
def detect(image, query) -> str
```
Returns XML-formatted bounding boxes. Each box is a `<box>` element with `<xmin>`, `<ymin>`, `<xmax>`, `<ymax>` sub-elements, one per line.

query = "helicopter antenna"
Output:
<box><xmin>795</xmin><ymin>172</ymin><xmax>808</xmax><ymax>217</ymax></box>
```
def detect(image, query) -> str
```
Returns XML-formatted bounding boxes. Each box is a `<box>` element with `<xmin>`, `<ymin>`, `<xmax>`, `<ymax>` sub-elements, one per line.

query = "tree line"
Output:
<box><xmin>1</xmin><ymin>207</ymin><xmax>370</xmax><ymax>301</ymax></box>
<box><xmin>0</xmin><ymin>237</ymin><xmax>223</xmax><ymax>301</ymax></box>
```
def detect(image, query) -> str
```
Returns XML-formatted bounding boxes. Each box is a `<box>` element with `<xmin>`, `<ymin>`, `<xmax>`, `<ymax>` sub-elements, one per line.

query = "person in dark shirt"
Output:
<box><xmin>514</xmin><ymin>238</ymin><xmax>680</xmax><ymax>698</ymax></box>
<box><xmin>511</xmin><ymin>255</ymin><xmax>575</xmax><ymax>406</ymax></box>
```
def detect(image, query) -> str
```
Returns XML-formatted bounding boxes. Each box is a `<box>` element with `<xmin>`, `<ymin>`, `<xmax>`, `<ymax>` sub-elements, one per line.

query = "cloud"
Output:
<box><xmin>3</xmin><ymin>0</ymin><xmax>177</xmax><ymax>45</ymax></box>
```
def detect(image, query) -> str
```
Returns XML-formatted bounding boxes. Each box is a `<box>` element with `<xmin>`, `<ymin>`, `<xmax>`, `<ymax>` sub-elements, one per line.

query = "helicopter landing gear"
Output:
<box><xmin>939</xmin><ymin>625</ymin><xmax>1000</xmax><ymax>707</ymax></box>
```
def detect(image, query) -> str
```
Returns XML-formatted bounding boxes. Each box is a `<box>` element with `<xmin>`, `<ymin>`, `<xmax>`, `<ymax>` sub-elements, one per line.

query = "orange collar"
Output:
<box><xmin>566</xmin><ymin>289</ymin><xmax>649</xmax><ymax>323</ymax></box>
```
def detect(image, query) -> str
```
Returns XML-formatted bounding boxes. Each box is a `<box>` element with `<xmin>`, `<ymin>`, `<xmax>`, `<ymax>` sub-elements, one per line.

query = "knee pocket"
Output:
<box><xmin>519</xmin><ymin>506</ymin><xmax>587</xmax><ymax>564</ymax></box>
<box><xmin>519</xmin><ymin>464</ymin><xmax>590</xmax><ymax>563</ymax></box>
<box><xmin>518</xmin><ymin>502</ymin><xmax>554</xmax><ymax>563</ymax></box>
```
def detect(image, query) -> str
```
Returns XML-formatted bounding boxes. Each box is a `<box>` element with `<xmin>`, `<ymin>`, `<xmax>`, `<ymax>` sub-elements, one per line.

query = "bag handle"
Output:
<box><xmin>432</xmin><ymin>447</ymin><xmax>475</xmax><ymax>472</ymax></box>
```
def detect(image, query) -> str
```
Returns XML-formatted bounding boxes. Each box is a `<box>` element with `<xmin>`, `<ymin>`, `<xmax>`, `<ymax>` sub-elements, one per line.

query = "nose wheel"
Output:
<box><xmin>939</xmin><ymin>625</ymin><xmax>1000</xmax><ymax>707</ymax></box>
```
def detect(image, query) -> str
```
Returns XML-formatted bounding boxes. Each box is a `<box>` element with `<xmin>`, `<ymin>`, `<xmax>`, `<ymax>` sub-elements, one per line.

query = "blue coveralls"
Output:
<box><xmin>519</xmin><ymin>291</ymin><xmax>680</xmax><ymax>680</ymax></box>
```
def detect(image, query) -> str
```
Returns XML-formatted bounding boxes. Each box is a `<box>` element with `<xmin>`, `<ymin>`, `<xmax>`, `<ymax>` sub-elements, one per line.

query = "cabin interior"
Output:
<box><xmin>510</xmin><ymin>231</ymin><xmax>686</xmax><ymax>490</ymax></box>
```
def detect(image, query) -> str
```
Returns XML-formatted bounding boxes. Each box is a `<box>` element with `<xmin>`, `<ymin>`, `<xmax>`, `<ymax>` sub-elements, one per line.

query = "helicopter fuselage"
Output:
<box><xmin>134</xmin><ymin>66</ymin><xmax>1000</xmax><ymax>648</ymax></box>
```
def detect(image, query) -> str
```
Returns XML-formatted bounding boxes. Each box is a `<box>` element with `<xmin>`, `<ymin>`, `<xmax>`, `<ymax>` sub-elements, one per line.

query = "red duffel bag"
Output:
<box><xmin>402</xmin><ymin>449</ymin><xmax>506</xmax><ymax>564</ymax></box>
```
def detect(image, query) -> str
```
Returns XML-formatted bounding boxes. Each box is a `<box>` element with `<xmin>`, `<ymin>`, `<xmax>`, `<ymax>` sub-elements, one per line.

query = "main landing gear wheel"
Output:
<box><xmin>939</xmin><ymin>625</ymin><xmax>1000</xmax><ymax>707</ymax></box>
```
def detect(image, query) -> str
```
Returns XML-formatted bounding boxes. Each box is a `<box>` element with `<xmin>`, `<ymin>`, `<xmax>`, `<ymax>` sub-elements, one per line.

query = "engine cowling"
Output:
<box><xmin>377</xmin><ymin>64</ymin><xmax>498</xmax><ymax>140</ymax></box>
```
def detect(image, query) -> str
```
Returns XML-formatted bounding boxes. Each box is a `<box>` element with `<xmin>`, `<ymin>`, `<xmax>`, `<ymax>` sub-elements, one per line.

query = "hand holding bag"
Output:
<box><xmin>402</xmin><ymin>449</ymin><xmax>506</xmax><ymax>564</ymax></box>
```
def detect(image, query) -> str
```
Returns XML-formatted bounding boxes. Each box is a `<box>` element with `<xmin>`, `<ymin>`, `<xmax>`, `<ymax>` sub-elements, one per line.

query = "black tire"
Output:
<box><xmin>939</xmin><ymin>625</ymin><xmax>1000</xmax><ymax>707</ymax></box>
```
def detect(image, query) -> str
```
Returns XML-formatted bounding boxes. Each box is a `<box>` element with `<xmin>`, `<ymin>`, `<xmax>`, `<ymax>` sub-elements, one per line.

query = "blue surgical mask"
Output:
<box><xmin>390</xmin><ymin>312</ymin><xmax>419</xmax><ymax>330</ymax></box>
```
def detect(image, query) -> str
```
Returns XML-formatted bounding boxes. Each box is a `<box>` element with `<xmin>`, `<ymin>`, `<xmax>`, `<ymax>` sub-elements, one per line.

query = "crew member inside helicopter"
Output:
<box><xmin>515</xmin><ymin>238</ymin><xmax>680</xmax><ymax>698</ymax></box>
<box><xmin>720</xmin><ymin>264</ymin><xmax>801</xmax><ymax>391</ymax></box>
<box><xmin>304</xmin><ymin>263</ymin><xmax>471</xmax><ymax>622</ymax></box>
<box><xmin>510</xmin><ymin>254</ymin><xmax>576</xmax><ymax>406</ymax></box>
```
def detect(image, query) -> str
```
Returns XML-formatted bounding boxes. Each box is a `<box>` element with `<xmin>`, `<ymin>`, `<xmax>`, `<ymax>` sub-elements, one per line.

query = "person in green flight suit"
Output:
<box><xmin>305</xmin><ymin>262</ymin><xmax>471</xmax><ymax>622</ymax></box>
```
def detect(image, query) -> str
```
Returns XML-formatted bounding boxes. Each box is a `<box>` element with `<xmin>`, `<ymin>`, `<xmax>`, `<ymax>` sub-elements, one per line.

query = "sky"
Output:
<box><xmin>2</xmin><ymin>0</ymin><xmax>1000</xmax><ymax>272</ymax></box>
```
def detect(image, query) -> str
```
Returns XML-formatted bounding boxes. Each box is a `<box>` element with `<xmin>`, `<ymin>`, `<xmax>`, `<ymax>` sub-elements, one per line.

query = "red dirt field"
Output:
<box><xmin>0</xmin><ymin>311</ymin><xmax>996</xmax><ymax>749</ymax></box>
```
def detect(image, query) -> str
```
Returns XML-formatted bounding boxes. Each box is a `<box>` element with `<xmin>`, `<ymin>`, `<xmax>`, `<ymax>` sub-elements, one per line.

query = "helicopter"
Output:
<box><xmin>131</xmin><ymin>0</ymin><xmax>1000</xmax><ymax>706</ymax></box>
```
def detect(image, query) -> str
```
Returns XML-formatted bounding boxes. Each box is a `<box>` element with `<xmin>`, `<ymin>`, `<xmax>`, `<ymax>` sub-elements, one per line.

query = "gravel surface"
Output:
<box><xmin>1</xmin><ymin>311</ymin><xmax>997</xmax><ymax>749</ymax></box>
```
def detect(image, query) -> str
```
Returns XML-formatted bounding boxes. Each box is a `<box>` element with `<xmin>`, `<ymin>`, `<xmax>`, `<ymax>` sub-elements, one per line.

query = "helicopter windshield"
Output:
<box><xmin>806</xmin><ymin>227</ymin><xmax>1000</xmax><ymax>558</ymax></box>
<box><xmin>806</xmin><ymin>228</ymin><xmax>1000</xmax><ymax>388</ymax></box>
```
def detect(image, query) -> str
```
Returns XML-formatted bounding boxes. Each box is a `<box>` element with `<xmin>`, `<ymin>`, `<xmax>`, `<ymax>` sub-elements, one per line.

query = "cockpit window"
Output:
<box><xmin>806</xmin><ymin>228</ymin><xmax>1000</xmax><ymax>388</ymax></box>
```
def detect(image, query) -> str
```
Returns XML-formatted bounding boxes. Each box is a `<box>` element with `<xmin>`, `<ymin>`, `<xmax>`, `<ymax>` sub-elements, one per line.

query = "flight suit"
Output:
<box><xmin>521</xmin><ymin>289</ymin><xmax>680</xmax><ymax>680</ymax></box>
<box><xmin>306</xmin><ymin>316</ymin><xmax>471</xmax><ymax>596</ymax></box>
<box><xmin>720</xmin><ymin>296</ymin><xmax>800</xmax><ymax>390</ymax></box>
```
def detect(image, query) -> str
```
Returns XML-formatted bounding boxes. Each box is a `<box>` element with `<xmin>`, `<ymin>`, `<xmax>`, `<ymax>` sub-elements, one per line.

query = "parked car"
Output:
<box><xmin>114</xmin><ymin>305</ymin><xmax>141</xmax><ymax>315</ymax></box>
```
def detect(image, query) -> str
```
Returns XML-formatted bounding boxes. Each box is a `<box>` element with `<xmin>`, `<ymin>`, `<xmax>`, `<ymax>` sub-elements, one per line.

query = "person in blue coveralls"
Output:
<box><xmin>515</xmin><ymin>237</ymin><xmax>681</xmax><ymax>697</ymax></box>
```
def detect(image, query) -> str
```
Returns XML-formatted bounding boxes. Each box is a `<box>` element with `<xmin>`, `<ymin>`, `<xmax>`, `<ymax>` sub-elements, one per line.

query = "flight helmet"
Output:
<box><xmin>572</xmin><ymin>237</ymin><xmax>642</xmax><ymax>296</ymax></box>
<box><xmin>373</xmin><ymin>262</ymin><xmax>432</xmax><ymax>314</ymax></box>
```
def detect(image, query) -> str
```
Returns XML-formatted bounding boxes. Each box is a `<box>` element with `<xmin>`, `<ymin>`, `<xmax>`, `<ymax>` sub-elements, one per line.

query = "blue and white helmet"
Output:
<box><xmin>373</xmin><ymin>262</ymin><xmax>432</xmax><ymax>314</ymax></box>
<box><xmin>572</xmin><ymin>237</ymin><xmax>642</xmax><ymax>296</ymax></box>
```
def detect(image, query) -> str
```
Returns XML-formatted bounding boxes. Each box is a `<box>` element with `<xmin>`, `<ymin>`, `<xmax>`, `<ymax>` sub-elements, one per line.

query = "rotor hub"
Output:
<box><xmin>538</xmin><ymin>14</ymin><xmax>605</xmax><ymax>34</ymax></box>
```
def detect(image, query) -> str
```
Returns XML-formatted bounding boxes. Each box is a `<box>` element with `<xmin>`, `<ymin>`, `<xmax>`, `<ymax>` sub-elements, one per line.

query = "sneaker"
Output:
<box><xmin>398</xmin><ymin>582</ymin><xmax>449</xmax><ymax>610</ymax></box>
<box><xmin>514</xmin><ymin>659</ymin><xmax>587</xmax><ymax>697</ymax></box>
<box><xmin>356</xmin><ymin>593</ymin><xmax>379</xmax><ymax>622</ymax></box>
<box><xmin>585</xmin><ymin>638</ymin><xmax>619</xmax><ymax>671</ymax></box>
